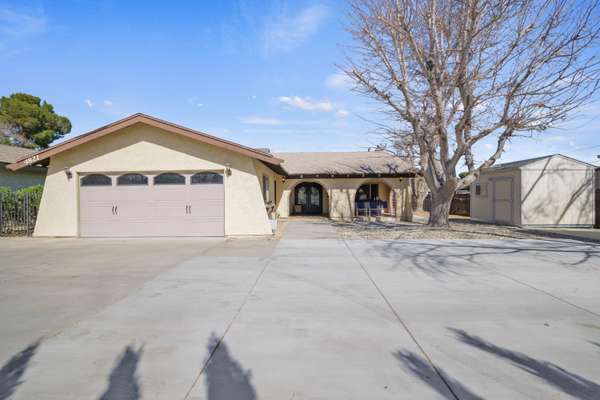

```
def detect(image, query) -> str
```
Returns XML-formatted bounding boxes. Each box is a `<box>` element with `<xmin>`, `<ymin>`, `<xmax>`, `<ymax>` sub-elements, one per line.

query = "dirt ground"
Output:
<box><xmin>334</xmin><ymin>214</ymin><xmax>598</xmax><ymax>241</ymax></box>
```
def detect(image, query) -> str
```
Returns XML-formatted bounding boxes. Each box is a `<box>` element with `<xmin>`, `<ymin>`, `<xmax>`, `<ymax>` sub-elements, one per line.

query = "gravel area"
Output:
<box><xmin>334</xmin><ymin>217</ymin><xmax>583</xmax><ymax>240</ymax></box>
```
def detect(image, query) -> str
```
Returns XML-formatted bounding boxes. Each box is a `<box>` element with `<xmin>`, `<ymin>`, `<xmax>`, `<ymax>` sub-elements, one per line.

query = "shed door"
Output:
<box><xmin>492</xmin><ymin>178</ymin><xmax>513</xmax><ymax>225</ymax></box>
<box><xmin>79</xmin><ymin>172</ymin><xmax>224</xmax><ymax>237</ymax></box>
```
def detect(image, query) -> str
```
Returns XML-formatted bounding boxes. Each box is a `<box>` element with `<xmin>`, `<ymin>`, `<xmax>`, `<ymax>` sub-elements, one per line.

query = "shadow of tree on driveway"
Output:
<box><xmin>0</xmin><ymin>340</ymin><xmax>40</xmax><ymax>400</ymax></box>
<box><xmin>204</xmin><ymin>333</ymin><xmax>256</xmax><ymax>400</ymax></box>
<box><xmin>450</xmin><ymin>328</ymin><xmax>600</xmax><ymax>400</ymax></box>
<box><xmin>376</xmin><ymin>239</ymin><xmax>600</xmax><ymax>276</ymax></box>
<box><xmin>393</xmin><ymin>350</ymin><xmax>483</xmax><ymax>400</ymax></box>
<box><xmin>99</xmin><ymin>345</ymin><xmax>143</xmax><ymax>400</ymax></box>
<box><xmin>588</xmin><ymin>340</ymin><xmax>600</xmax><ymax>350</ymax></box>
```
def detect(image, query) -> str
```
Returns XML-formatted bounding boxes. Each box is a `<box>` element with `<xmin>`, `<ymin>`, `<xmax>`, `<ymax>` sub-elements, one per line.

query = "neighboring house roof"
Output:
<box><xmin>7</xmin><ymin>113</ymin><xmax>283</xmax><ymax>171</ymax></box>
<box><xmin>0</xmin><ymin>144</ymin><xmax>36</xmax><ymax>164</ymax></box>
<box><xmin>274</xmin><ymin>151</ymin><xmax>413</xmax><ymax>177</ymax></box>
<box><xmin>485</xmin><ymin>154</ymin><xmax>596</xmax><ymax>171</ymax></box>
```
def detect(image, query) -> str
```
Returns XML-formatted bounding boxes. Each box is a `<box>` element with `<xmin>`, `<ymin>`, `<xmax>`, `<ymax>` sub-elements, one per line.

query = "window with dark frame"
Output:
<box><xmin>154</xmin><ymin>172</ymin><xmax>185</xmax><ymax>185</ymax></box>
<box><xmin>262</xmin><ymin>175</ymin><xmax>270</xmax><ymax>201</ymax></box>
<box><xmin>80</xmin><ymin>174</ymin><xmax>112</xmax><ymax>186</ymax></box>
<box><xmin>475</xmin><ymin>183</ymin><xmax>481</xmax><ymax>196</ymax></box>
<box><xmin>116</xmin><ymin>173</ymin><xmax>148</xmax><ymax>186</ymax></box>
<box><xmin>191</xmin><ymin>172</ymin><xmax>223</xmax><ymax>184</ymax></box>
<box><xmin>357</xmin><ymin>184</ymin><xmax>379</xmax><ymax>201</ymax></box>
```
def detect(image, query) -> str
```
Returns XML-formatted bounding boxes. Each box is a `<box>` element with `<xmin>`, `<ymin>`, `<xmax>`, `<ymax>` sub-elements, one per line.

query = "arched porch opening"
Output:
<box><xmin>354</xmin><ymin>180</ymin><xmax>396</xmax><ymax>217</ymax></box>
<box><xmin>290</xmin><ymin>181</ymin><xmax>329</xmax><ymax>216</ymax></box>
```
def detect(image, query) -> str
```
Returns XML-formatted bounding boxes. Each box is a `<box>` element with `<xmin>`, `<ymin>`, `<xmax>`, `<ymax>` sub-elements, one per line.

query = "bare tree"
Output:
<box><xmin>344</xmin><ymin>0</ymin><xmax>600</xmax><ymax>226</ymax></box>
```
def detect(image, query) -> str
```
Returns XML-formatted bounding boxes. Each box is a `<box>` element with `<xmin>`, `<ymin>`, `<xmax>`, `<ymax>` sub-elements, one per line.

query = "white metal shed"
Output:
<box><xmin>470</xmin><ymin>154</ymin><xmax>596</xmax><ymax>227</ymax></box>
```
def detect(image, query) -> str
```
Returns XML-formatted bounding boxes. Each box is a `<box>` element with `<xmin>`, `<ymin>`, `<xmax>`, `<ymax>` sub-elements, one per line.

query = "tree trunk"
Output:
<box><xmin>428</xmin><ymin>191</ymin><xmax>452</xmax><ymax>227</ymax></box>
<box><xmin>411</xmin><ymin>178</ymin><xmax>428</xmax><ymax>212</ymax></box>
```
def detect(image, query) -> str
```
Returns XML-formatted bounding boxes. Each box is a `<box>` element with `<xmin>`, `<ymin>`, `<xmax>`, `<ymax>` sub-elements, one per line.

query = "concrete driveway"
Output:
<box><xmin>1</xmin><ymin>221</ymin><xmax>599</xmax><ymax>399</ymax></box>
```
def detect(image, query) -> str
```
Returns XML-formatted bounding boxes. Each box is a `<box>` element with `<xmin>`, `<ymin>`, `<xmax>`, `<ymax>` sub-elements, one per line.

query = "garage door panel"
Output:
<box><xmin>153</xmin><ymin>202</ymin><xmax>187</xmax><ymax>217</ymax></box>
<box><xmin>80</xmin><ymin>186</ymin><xmax>116</xmax><ymax>236</ymax></box>
<box><xmin>187</xmin><ymin>217</ymin><xmax>225</xmax><ymax>236</ymax></box>
<box><xmin>188</xmin><ymin>184</ymin><xmax>224</xmax><ymax>236</ymax></box>
<box><xmin>188</xmin><ymin>200</ymin><xmax>224</xmax><ymax>217</ymax></box>
<box><xmin>114</xmin><ymin>219</ymin><xmax>153</xmax><ymax>237</ymax></box>
<box><xmin>80</xmin><ymin>172</ymin><xmax>225</xmax><ymax>237</ymax></box>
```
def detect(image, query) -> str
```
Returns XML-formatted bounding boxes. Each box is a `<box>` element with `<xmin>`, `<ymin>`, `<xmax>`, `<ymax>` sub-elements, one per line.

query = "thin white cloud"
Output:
<box><xmin>337</xmin><ymin>109</ymin><xmax>350</xmax><ymax>118</ymax></box>
<box><xmin>542</xmin><ymin>135</ymin><xmax>567</xmax><ymax>143</ymax></box>
<box><xmin>240</xmin><ymin>116</ymin><xmax>283</xmax><ymax>126</ymax></box>
<box><xmin>84</xmin><ymin>99</ymin><xmax>94</xmax><ymax>108</ymax></box>
<box><xmin>263</xmin><ymin>4</ymin><xmax>328</xmax><ymax>53</ymax></box>
<box><xmin>279</xmin><ymin>96</ymin><xmax>334</xmax><ymax>112</ymax></box>
<box><xmin>325</xmin><ymin>73</ymin><xmax>352</xmax><ymax>90</ymax></box>
<box><xmin>187</xmin><ymin>96</ymin><xmax>204</xmax><ymax>108</ymax></box>
<box><xmin>103</xmin><ymin>100</ymin><xmax>113</xmax><ymax>106</ymax></box>
<box><xmin>0</xmin><ymin>8</ymin><xmax>47</xmax><ymax>36</ymax></box>
<box><xmin>251</xmin><ymin>95</ymin><xmax>257</xmax><ymax>100</ymax></box>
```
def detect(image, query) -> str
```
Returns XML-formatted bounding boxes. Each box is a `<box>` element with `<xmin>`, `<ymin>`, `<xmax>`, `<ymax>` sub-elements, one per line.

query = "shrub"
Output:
<box><xmin>15</xmin><ymin>184</ymin><xmax>43</xmax><ymax>208</ymax></box>
<box><xmin>0</xmin><ymin>185</ymin><xmax>43</xmax><ymax>211</ymax></box>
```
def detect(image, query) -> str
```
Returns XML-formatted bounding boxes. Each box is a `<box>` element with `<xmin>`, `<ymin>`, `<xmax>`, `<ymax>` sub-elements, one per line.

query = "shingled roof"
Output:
<box><xmin>274</xmin><ymin>151</ymin><xmax>413</xmax><ymax>177</ymax></box>
<box><xmin>0</xmin><ymin>144</ymin><xmax>36</xmax><ymax>164</ymax></box>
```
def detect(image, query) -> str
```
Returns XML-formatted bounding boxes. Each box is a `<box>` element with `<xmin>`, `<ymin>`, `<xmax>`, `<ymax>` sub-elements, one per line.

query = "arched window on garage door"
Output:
<box><xmin>117</xmin><ymin>173</ymin><xmax>148</xmax><ymax>186</ymax></box>
<box><xmin>154</xmin><ymin>172</ymin><xmax>185</xmax><ymax>185</ymax></box>
<box><xmin>80</xmin><ymin>174</ymin><xmax>112</xmax><ymax>186</ymax></box>
<box><xmin>191</xmin><ymin>172</ymin><xmax>223</xmax><ymax>184</ymax></box>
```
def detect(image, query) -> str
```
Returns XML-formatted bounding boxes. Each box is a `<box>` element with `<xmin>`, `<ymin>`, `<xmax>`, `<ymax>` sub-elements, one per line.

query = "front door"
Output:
<box><xmin>295</xmin><ymin>183</ymin><xmax>323</xmax><ymax>215</ymax></box>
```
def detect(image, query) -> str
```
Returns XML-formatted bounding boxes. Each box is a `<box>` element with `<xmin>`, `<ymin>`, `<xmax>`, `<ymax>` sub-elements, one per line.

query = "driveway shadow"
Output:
<box><xmin>0</xmin><ymin>341</ymin><xmax>41</xmax><ymax>400</ymax></box>
<box><xmin>99</xmin><ymin>345</ymin><xmax>143</xmax><ymax>400</ymax></box>
<box><xmin>205</xmin><ymin>333</ymin><xmax>256</xmax><ymax>400</ymax></box>
<box><xmin>376</xmin><ymin>240</ymin><xmax>600</xmax><ymax>276</ymax></box>
<box><xmin>450</xmin><ymin>328</ymin><xmax>600</xmax><ymax>400</ymax></box>
<box><xmin>588</xmin><ymin>340</ymin><xmax>600</xmax><ymax>350</ymax></box>
<box><xmin>393</xmin><ymin>350</ymin><xmax>483</xmax><ymax>400</ymax></box>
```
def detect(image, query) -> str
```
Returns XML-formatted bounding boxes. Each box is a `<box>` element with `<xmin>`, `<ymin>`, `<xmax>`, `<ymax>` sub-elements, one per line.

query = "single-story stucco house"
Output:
<box><xmin>7</xmin><ymin>113</ymin><xmax>414</xmax><ymax>237</ymax></box>
<box><xmin>0</xmin><ymin>144</ymin><xmax>46</xmax><ymax>190</ymax></box>
<box><xmin>470</xmin><ymin>154</ymin><xmax>596</xmax><ymax>227</ymax></box>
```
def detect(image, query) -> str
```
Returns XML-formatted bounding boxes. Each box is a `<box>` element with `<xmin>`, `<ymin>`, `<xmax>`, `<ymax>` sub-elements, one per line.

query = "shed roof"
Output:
<box><xmin>274</xmin><ymin>151</ymin><xmax>412</xmax><ymax>177</ymax></box>
<box><xmin>0</xmin><ymin>144</ymin><xmax>36</xmax><ymax>164</ymax></box>
<box><xmin>486</xmin><ymin>154</ymin><xmax>596</xmax><ymax>171</ymax></box>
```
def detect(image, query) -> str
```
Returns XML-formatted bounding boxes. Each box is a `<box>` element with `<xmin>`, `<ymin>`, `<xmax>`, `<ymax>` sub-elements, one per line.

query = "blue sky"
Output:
<box><xmin>1</xmin><ymin>0</ymin><xmax>599</xmax><ymax>166</ymax></box>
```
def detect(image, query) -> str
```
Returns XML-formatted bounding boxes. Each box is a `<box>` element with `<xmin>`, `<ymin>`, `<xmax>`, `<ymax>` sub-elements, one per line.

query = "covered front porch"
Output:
<box><xmin>275</xmin><ymin>176</ymin><xmax>413</xmax><ymax>221</ymax></box>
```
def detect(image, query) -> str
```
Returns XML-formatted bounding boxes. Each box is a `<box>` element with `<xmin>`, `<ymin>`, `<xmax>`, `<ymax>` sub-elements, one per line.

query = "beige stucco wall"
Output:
<box><xmin>253</xmin><ymin>160</ymin><xmax>279</xmax><ymax>204</ymax></box>
<box><xmin>520</xmin><ymin>156</ymin><xmax>594</xmax><ymax>226</ymax></box>
<box><xmin>34</xmin><ymin>123</ymin><xmax>272</xmax><ymax>237</ymax></box>
<box><xmin>276</xmin><ymin>177</ymin><xmax>412</xmax><ymax>221</ymax></box>
<box><xmin>0</xmin><ymin>164</ymin><xmax>46</xmax><ymax>190</ymax></box>
<box><xmin>471</xmin><ymin>155</ymin><xmax>594</xmax><ymax>227</ymax></box>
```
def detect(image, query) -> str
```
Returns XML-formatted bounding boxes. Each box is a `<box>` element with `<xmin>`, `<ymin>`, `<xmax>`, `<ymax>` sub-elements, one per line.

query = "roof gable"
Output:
<box><xmin>487</xmin><ymin>154</ymin><xmax>595</xmax><ymax>171</ymax></box>
<box><xmin>7</xmin><ymin>113</ymin><xmax>282</xmax><ymax>171</ymax></box>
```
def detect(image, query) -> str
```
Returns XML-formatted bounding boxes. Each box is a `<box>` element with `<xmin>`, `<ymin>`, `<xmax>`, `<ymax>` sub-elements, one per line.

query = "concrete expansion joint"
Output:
<box><xmin>493</xmin><ymin>270</ymin><xmax>600</xmax><ymax>319</ymax></box>
<box><xmin>183</xmin><ymin>255</ymin><xmax>273</xmax><ymax>399</ymax></box>
<box><xmin>341</xmin><ymin>238</ymin><xmax>461</xmax><ymax>400</ymax></box>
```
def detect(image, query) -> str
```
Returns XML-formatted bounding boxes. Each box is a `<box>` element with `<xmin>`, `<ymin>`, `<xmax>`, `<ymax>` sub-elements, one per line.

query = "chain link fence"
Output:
<box><xmin>0</xmin><ymin>186</ymin><xmax>42</xmax><ymax>236</ymax></box>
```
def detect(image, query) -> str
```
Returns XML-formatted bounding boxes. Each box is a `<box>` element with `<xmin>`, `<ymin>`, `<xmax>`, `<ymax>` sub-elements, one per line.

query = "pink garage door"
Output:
<box><xmin>79</xmin><ymin>172</ymin><xmax>224</xmax><ymax>237</ymax></box>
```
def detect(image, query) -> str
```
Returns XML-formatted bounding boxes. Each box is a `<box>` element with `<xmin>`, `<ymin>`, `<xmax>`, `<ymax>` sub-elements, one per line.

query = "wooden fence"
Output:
<box><xmin>423</xmin><ymin>192</ymin><xmax>470</xmax><ymax>216</ymax></box>
<box><xmin>0</xmin><ymin>191</ymin><xmax>41</xmax><ymax>236</ymax></box>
